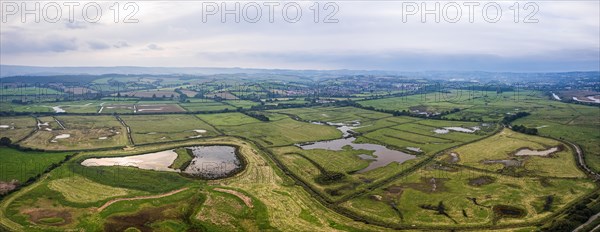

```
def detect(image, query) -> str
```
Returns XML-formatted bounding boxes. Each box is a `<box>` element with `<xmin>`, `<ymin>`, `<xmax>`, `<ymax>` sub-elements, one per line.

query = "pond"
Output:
<box><xmin>50</xmin><ymin>134</ymin><xmax>71</xmax><ymax>143</ymax></box>
<box><xmin>551</xmin><ymin>92</ymin><xmax>561</xmax><ymax>101</ymax></box>
<box><xmin>81</xmin><ymin>150</ymin><xmax>178</xmax><ymax>172</ymax></box>
<box><xmin>433</xmin><ymin>126</ymin><xmax>480</xmax><ymax>134</ymax></box>
<box><xmin>51</xmin><ymin>106</ymin><xmax>65</xmax><ymax>113</ymax></box>
<box><xmin>81</xmin><ymin>145</ymin><xmax>242</xmax><ymax>179</ymax></box>
<box><xmin>183</xmin><ymin>146</ymin><xmax>242</xmax><ymax>179</ymax></box>
<box><xmin>514</xmin><ymin>147</ymin><xmax>559</xmax><ymax>156</ymax></box>
<box><xmin>299</xmin><ymin>123</ymin><xmax>415</xmax><ymax>173</ymax></box>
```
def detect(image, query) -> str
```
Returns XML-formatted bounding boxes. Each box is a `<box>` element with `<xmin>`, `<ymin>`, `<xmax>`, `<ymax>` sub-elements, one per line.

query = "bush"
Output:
<box><xmin>0</xmin><ymin>137</ymin><xmax>11</xmax><ymax>146</ymax></box>
<box><xmin>243</xmin><ymin>112</ymin><xmax>270</xmax><ymax>121</ymax></box>
<box><xmin>315</xmin><ymin>171</ymin><xmax>345</xmax><ymax>185</ymax></box>
<box><xmin>512</xmin><ymin>125</ymin><xmax>538</xmax><ymax>135</ymax></box>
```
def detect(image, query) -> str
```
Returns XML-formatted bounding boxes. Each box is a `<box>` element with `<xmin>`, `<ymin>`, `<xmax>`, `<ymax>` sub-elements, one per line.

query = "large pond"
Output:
<box><xmin>299</xmin><ymin>123</ymin><xmax>416</xmax><ymax>173</ymax></box>
<box><xmin>81</xmin><ymin>145</ymin><xmax>242</xmax><ymax>179</ymax></box>
<box><xmin>81</xmin><ymin>150</ymin><xmax>178</xmax><ymax>172</ymax></box>
<box><xmin>184</xmin><ymin>146</ymin><xmax>242</xmax><ymax>179</ymax></box>
<box><xmin>514</xmin><ymin>147</ymin><xmax>559</xmax><ymax>156</ymax></box>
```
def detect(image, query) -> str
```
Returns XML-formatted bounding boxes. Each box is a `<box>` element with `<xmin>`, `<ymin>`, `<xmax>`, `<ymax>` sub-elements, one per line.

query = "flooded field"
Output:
<box><xmin>449</xmin><ymin>153</ymin><xmax>460</xmax><ymax>163</ymax></box>
<box><xmin>189</xmin><ymin>129</ymin><xmax>207</xmax><ymax>138</ymax></box>
<box><xmin>50</xmin><ymin>134</ymin><xmax>71</xmax><ymax>143</ymax></box>
<box><xmin>299</xmin><ymin>123</ymin><xmax>415</xmax><ymax>173</ymax></box>
<box><xmin>573</xmin><ymin>96</ymin><xmax>600</xmax><ymax>104</ymax></box>
<box><xmin>99</xmin><ymin>104</ymin><xmax>134</xmax><ymax>113</ymax></box>
<box><xmin>406</xmin><ymin>147</ymin><xmax>422</xmax><ymax>153</ymax></box>
<box><xmin>434</xmin><ymin>126</ymin><xmax>480</xmax><ymax>134</ymax></box>
<box><xmin>80</xmin><ymin>146</ymin><xmax>242</xmax><ymax>178</ymax></box>
<box><xmin>514</xmin><ymin>147</ymin><xmax>559</xmax><ymax>156</ymax></box>
<box><xmin>135</xmin><ymin>104</ymin><xmax>185</xmax><ymax>113</ymax></box>
<box><xmin>552</xmin><ymin>92</ymin><xmax>561</xmax><ymax>101</ymax></box>
<box><xmin>51</xmin><ymin>106</ymin><xmax>65</xmax><ymax>113</ymax></box>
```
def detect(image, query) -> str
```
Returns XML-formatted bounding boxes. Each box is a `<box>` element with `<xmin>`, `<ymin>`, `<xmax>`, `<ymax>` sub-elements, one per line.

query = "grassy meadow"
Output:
<box><xmin>20</xmin><ymin>116</ymin><xmax>128</xmax><ymax>150</ymax></box>
<box><xmin>120</xmin><ymin>114</ymin><xmax>220</xmax><ymax>144</ymax></box>
<box><xmin>0</xmin><ymin>116</ymin><xmax>37</xmax><ymax>142</ymax></box>
<box><xmin>0</xmin><ymin>89</ymin><xmax>597</xmax><ymax>231</ymax></box>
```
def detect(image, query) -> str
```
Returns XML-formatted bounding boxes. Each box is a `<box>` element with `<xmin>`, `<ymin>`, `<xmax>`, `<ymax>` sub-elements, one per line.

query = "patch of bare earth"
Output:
<box><xmin>21</xmin><ymin>208</ymin><xmax>72</xmax><ymax>226</ymax></box>
<box><xmin>0</xmin><ymin>180</ymin><xmax>19</xmax><ymax>195</ymax></box>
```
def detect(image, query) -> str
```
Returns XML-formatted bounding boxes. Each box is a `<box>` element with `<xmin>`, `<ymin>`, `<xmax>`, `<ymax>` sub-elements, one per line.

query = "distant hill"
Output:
<box><xmin>0</xmin><ymin>65</ymin><xmax>264</xmax><ymax>77</ymax></box>
<box><xmin>0</xmin><ymin>65</ymin><xmax>394</xmax><ymax>78</ymax></box>
<box><xmin>1</xmin><ymin>65</ymin><xmax>597</xmax><ymax>82</ymax></box>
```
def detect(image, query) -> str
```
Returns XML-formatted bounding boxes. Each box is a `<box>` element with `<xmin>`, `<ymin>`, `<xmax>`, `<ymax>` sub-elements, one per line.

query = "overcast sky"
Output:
<box><xmin>1</xmin><ymin>1</ymin><xmax>599</xmax><ymax>72</ymax></box>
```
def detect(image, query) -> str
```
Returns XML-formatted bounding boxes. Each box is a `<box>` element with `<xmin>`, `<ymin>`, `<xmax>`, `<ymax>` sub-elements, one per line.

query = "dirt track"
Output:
<box><xmin>97</xmin><ymin>188</ymin><xmax>189</xmax><ymax>212</ymax></box>
<box><xmin>214</xmin><ymin>188</ymin><xmax>253</xmax><ymax>208</ymax></box>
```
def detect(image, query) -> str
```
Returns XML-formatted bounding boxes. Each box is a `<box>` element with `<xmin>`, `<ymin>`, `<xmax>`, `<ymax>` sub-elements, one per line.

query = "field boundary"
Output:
<box><xmin>114</xmin><ymin>115</ymin><xmax>134</xmax><ymax>145</ymax></box>
<box><xmin>14</xmin><ymin>115</ymin><xmax>39</xmax><ymax>144</ymax></box>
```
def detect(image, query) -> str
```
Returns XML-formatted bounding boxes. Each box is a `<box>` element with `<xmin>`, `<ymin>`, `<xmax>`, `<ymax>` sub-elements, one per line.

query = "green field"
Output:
<box><xmin>0</xmin><ymin>137</ymin><xmax>384</xmax><ymax>232</ymax></box>
<box><xmin>272</xmin><ymin>106</ymin><xmax>391</xmax><ymax>124</ymax></box>
<box><xmin>121</xmin><ymin>114</ymin><xmax>220</xmax><ymax>144</ymax></box>
<box><xmin>355</xmin><ymin>118</ymin><xmax>496</xmax><ymax>155</ymax></box>
<box><xmin>0</xmin><ymin>147</ymin><xmax>72</xmax><ymax>183</ymax></box>
<box><xmin>0</xmin><ymin>87</ymin><xmax>62</xmax><ymax>96</ymax></box>
<box><xmin>223</xmin><ymin>100</ymin><xmax>261</xmax><ymax>109</ymax></box>
<box><xmin>0</xmin><ymin>116</ymin><xmax>36</xmax><ymax>142</ymax></box>
<box><xmin>0</xmin><ymin>88</ymin><xmax>598</xmax><ymax>231</ymax></box>
<box><xmin>448</xmin><ymin>129</ymin><xmax>585</xmax><ymax>178</ymax></box>
<box><xmin>178</xmin><ymin>101</ymin><xmax>232</xmax><ymax>112</ymax></box>
<box><xmin>343</xmin><ymin>166</ymin><xmax>595</xmax><ymax>227</ymax></box>
<box><xmin>358</xmin><ymin>90</ymin><xmax>475</xmax><ymax>113</ymax></box>
<box><xmin>264</xmin><ymin>98</ymin><xmax>309</xmax><ymax>106</ymax></box>
<box><xmin>47</xmin><ymin>176</ymin><xmax>134</xmax><ymax>203</ymax></box>
<box><xmin>358</xmin><ymin>91</ymin><xmax>552</xmax><ymax>122</ymax></box>
<box><xmin>512</xmin><ymin>103</ymin><xmax>600</xmax><ymax>173</ymax></box>
<box><xmin>0</xmin><ymin>102</ymin><xmax>54</xmax><ymax>113</ymax></box>
<box><xmin>0</xmin><ymin>101</ymin><xmax>107</xmax><ymax>114</ymax></box>
<box><xmin>20</xmin><ymin>116</ymin><xmax>128</xmax><ymax>150</ymax></box>
<box><xmin>209</xmin><ymin>113</ymin><xmax>342</xmax><ymax>147</ymax></box>
<box><xmin>197</xmin><ymin>112</ymin><xmax>259</xmax><ymax>126</ymax></box>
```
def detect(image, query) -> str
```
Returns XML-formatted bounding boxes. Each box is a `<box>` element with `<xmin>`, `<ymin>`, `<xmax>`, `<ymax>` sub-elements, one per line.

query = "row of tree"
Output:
<box><xmin>511</xmin><ymin>124</ymin><xmax>538</xmax><ymax>135</ymax></box>
<box><xmin>501</xmin><ymin>112</ymin><xmax>530</xmax><ymax>124</ymax></box>
<box><xmin>242</xmin><ymin>112</ymin><xmax>270</xmax><ymax>121</ymax></box>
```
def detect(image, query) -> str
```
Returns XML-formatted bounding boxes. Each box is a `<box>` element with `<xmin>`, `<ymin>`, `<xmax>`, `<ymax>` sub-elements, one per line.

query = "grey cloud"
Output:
<box><xmin>147</xmin><ymin>44</ymin><xmax>163</xmax><ymax>50</ymax></box>
<box><xmin>1</xmin><ymin>31</ymin><xmax>78</xmax><ymax>53</ymax></box>
<box><xmin>88</xmin><ymin>41</ymin><xmax>111</xmax><ymax>50</ymax></box>
<box><xmin>64</xmin><ymin>20</ymin><xmax>87</xmax><ymax>29</ymax></box>
<box><xmin>113</xmin><ymin>41</ymin><xmax>130</xmax><ymax>48</ymax></box>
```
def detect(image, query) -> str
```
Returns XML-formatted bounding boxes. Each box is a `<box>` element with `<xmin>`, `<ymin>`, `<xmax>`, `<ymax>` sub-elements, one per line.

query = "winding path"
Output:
<box><xmin>213</xmin><ymin>188</ymin><xmax>253</xmax><ymax>208</ymax></box>
<box><xmin>97</xmin><ymin>187</ymin><xmax>189</xmax><ymax>212</ymax></box>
